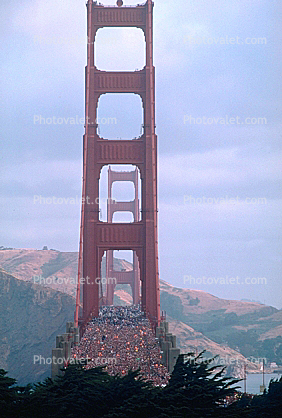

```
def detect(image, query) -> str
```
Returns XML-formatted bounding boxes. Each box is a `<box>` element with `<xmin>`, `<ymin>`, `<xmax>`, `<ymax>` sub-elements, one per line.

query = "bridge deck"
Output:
<box><xmin>72</xmin><ymin>306</ymin><xmax>169</xmax><ymax>386</ymax></box>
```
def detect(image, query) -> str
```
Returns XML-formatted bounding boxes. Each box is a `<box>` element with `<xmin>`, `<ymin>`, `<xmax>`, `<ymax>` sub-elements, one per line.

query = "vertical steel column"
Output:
<box><xmin>78</xmin><ymin>0</ymin><xmax>160</xmax><ymax>330</ymax></box>
<box><xmin>105</xmin><ymin>168</ymin><xmax>140</xmax><ymax>305</ymax></box>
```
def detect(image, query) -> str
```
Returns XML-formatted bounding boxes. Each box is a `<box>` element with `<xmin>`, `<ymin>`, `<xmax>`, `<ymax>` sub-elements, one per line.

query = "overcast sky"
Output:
<box><xmin>1</xmin><ymin>0</ymin><xmax>281</xmax><ymax>308</ymax></box>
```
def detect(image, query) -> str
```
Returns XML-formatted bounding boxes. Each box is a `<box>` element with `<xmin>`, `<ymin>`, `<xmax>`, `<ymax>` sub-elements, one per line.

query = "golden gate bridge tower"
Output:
<box><xmin>105</xmin><ymin>167</ymin><xmax>141</xmax><ymax>306</ymax></box>
<box><xmin>75</xmin><ymin>0</ymin><xmax>160</xmax><ymax>330</ymax></box>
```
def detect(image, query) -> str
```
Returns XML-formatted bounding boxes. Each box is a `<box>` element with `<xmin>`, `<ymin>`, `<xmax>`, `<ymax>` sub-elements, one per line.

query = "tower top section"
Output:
<box><xmin>86</xmin><ymin>1</ymin><xmax>154</xmax><ymax>42</ymax></box>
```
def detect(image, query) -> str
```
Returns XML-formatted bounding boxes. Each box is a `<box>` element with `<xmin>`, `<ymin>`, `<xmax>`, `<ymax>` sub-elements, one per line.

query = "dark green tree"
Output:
<box><xmin>17</xmin><ymin>364</ymin><xmax>155</xmax><ymax>418</ymax></box>
<box><xmin>0</xmin><ymin>369</ymin><xmax>30</xmax><ymax>418</ymax></box>
<box><xmin>158</xmin><ymin>351</ymin><xmax>241</xmax><ymax>417</ymax></box>
<box><xmin>0</xmin><ymin>369</ymin><xmax>18</xmax><ymax>417</ymax></box>
<box><xmin>248</xmin><ymin>376</ymin><xmax>282</xmax><ymax>417</ymax></box>
<box><xmin>4</xmin><ymin>357</ymin><xmax>282</xmax><ymax>417</ymax></box>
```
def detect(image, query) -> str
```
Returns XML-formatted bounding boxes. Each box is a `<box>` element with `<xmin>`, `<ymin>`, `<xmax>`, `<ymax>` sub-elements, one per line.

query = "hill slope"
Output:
<box><xmin>0</xmin><ymin>269</ymin><xmax>75</xmax><ymax>385</ymax></box>
<box><xmin>0</xmin><ymin>248</ymin><xmax>132</xmax><ymax>299</ymax></box>
<box><xmin>1</xmin><ymin>248</ymin><xmax>281</xmax><ymax>374</ymax></box>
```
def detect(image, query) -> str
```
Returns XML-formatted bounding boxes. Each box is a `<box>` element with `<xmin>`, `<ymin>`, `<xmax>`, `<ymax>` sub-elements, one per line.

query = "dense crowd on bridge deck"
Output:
<box><xmin>71</xmin><ymin>305</ymin><xmax>170</xmax><ymax>386</ymax></box>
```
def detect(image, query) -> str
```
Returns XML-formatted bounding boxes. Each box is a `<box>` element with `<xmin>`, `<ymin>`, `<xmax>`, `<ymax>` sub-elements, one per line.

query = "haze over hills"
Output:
<box><xmin>1</xmin><ymin>248</ymin><xmax>281</xmax><ymax>384</ymax></box>
<box><xmin>0</xmin><ymin>247</ymin><xmax>131</xmax><ymax>301</ymax></box>
<box><xmin>0</xmin><ymin>268</ymin><xmax>75</xmax><ymax>385</ymax></box>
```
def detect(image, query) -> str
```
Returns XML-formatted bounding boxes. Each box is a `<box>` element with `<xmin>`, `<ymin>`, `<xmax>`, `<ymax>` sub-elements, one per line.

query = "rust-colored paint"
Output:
<box><xmin>76</xmin><ymin>0</ymin><xmax>160</xmax><ymax>331</ymax></box>
<box><xmin>105</xmin><ymin>167</ymin><xmax>140</xmax><ymax>306</ymax></box>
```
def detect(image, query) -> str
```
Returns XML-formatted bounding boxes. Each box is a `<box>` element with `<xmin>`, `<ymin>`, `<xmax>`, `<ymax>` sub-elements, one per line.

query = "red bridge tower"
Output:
<box><xmin>105</xmin><ymin>167</ymin><xmax>140</xmax><ymax>306</ymax></box>
<box><xmin>75</xmin><ymin>0</ymin><xmax>160</xmax><ymax>330</ymax></box>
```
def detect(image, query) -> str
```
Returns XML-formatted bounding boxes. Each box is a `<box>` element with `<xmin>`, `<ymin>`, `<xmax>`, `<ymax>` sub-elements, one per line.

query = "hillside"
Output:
<box><xmin>1</xmin><ymin>248</ymin><xmax>276</xmax><ymax>317</ymax></box>
<box><xmin>159</xmin><ymin>280</ymin><xmax>282</xmax><ymax>367</ymax></box>
<box><xmin>1</xmin><ymin>248</ymin><xmax>281</xmax><ymax>376</ymax></box>
<box><xmin>0</xmin><ymin>248</ymin><xmax>132</xmax><ymax>300</ymax></box>
<box><xmin>0</xmin><ymin>269</ymin><xmax>75</xmax><ymax>385</ymax></box>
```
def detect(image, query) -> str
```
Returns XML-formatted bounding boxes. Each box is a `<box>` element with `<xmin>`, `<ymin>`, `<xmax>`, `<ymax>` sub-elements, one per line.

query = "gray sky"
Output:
<box><xmin>1</xmin><ymin>0</ymin><xmax>281</xmax><ymax>308</ymax></box>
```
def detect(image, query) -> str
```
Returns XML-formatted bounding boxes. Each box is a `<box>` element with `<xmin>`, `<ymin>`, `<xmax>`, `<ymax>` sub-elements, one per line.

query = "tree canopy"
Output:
<box><xmin>0</xmin><ymin>352</ymin><xmax>281</xmax><ymax>417</ymax></box>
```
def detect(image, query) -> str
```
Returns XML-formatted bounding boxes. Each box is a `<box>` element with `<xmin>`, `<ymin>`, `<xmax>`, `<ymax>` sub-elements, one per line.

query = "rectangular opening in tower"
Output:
<box><xmin>99</xmin><ymin>164</ymin><xmax>142</xmax><ymax>222</ymax></box>
<box><xmin>97</xmin><ymin>93</ymin><xmax>143</xmax><ymax>139</ymax></box>
<box><xmin>95</xmin><ymin>27</ymin><xmax>145</xmax><ymax>71</ymax></box>
<box><xmin>103</xmin><ymin>249</ymin><xmax>141</xmax><ymax>307</ymax></box>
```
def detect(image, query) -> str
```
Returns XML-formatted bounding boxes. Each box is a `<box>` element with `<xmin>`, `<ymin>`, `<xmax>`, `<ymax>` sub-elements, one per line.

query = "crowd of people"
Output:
<box><xmin>71</xmin><ymin>305</ymin><xmax>170</xmax><ymax>386</ymax></box>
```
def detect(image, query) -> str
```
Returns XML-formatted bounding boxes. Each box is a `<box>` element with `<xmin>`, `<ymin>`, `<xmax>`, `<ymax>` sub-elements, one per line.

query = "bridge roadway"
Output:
<box><xmin>71</xmin><ymin>305</ymin><xmax>170</xmax><ymax>386</ymax></box>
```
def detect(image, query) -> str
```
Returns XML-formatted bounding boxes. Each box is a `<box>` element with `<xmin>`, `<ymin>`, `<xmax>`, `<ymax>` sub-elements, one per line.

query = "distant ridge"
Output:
<box><xmin>241</xmin><ymin>298</ymin><xmax>264</xmax><ymax>304</ymax></box>
<box><xmin>0</xmin><ymin>268</ymin><xmax>74</xmax><ymax>385</ymax></box>
<box><xmin>1</xmin><ymin>248</ymin><xmax>281</xmax><ymax>381</ymax></box>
